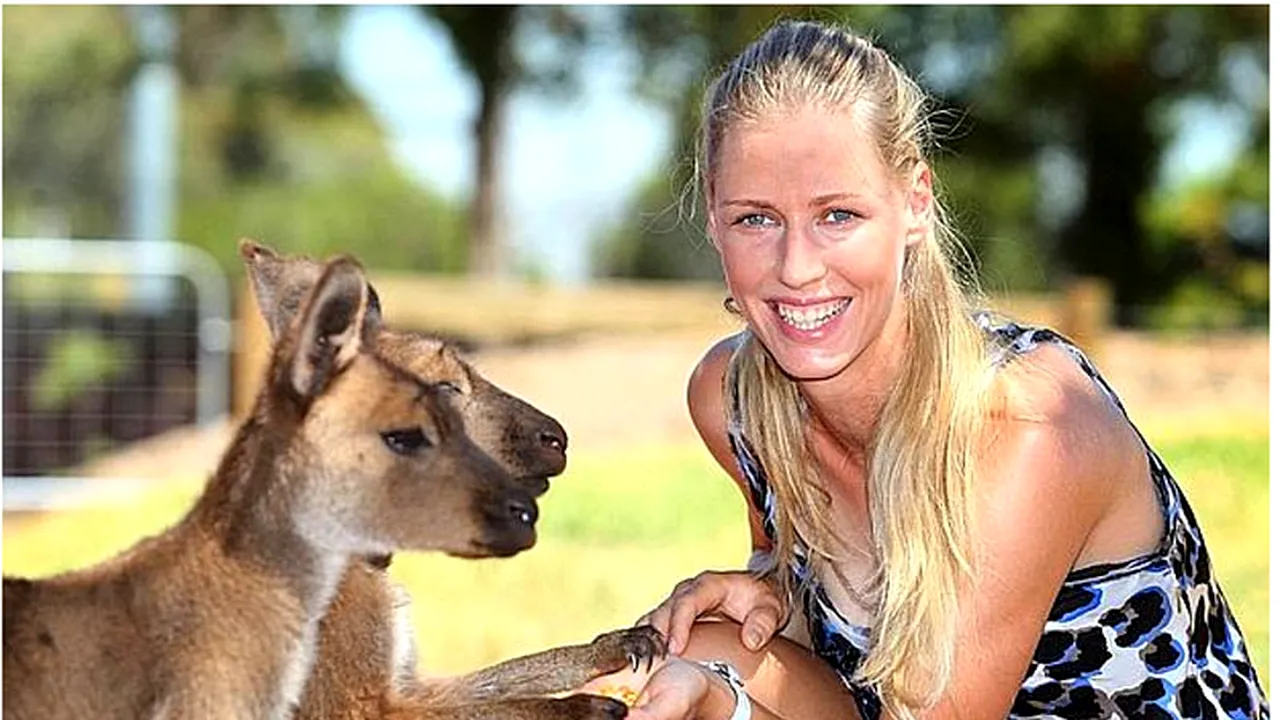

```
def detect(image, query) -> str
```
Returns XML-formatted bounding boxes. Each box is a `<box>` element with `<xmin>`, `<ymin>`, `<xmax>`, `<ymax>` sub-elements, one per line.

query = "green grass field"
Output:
<box><xmin>3</xmin><ymin>428</ymin><xmax>1268</xmax><ymax>692</ymax></box>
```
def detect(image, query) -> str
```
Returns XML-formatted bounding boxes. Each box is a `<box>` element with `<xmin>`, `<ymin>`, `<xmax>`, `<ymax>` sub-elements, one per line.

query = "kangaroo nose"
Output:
<box><xmin>539</xmin><ymin>429</ymin><xmax>566</xmax><ymax>453</ymax></box>
<box><xmin>537</xmin><ymin>416</ymin><xmax>568</xmax><ymax>453</ymax></box>
<box><xmin>508</xmin><ymin>496</ymin><xmax>539</xmax><ymax>527</ymax></box>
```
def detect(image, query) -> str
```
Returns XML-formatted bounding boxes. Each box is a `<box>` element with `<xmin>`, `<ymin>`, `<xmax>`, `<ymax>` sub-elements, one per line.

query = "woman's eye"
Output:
<box><xmin>824</xmin><ymin>208</ymin><xmax>859</xmax><ymax>224</ymax></box>
<box><xmin>734</xmin><ymin>213</ymin><xmax>775</xmax><ymax>228</ymax></box>
<box><xmin>381</xmin><ymin>428</ymin><xmax>431</xmax><ymax>456</ymax></box>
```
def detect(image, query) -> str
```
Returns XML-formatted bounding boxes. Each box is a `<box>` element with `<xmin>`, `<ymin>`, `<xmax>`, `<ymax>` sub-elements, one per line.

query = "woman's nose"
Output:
<box><xmin>778</xmin><ymin>227</ymin><xmax>826</xmax><ymax>289</ymax></box>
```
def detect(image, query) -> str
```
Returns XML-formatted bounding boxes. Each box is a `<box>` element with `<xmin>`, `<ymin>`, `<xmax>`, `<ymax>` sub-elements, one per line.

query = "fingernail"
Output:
<box><xmin>745</xmin><ymin>629</ymin><xmax>763</xmax><ymax>649</ymax></box>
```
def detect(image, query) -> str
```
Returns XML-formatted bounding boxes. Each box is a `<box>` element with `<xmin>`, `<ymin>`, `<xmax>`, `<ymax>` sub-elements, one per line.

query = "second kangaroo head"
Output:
<box><xmin>240</xmin><ymin>239</ymin><xmax>569</xmax><ymax>497</ymax></box>
<box><xmin>260</xmin><ymin>257</ymin><xmax>538</xmax><ymax>559</ymax></box>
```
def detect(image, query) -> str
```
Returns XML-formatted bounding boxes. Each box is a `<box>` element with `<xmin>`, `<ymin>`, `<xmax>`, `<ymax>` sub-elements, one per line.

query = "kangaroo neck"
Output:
<box><xmin>168</xmin><ymin>402</ymin><xmax>351</xmax><ymax>718</ymax></box>
<box><xmin>189</xmin><ymin>405</ymin><xmax>348</xmax><ymax>620</ymax></box>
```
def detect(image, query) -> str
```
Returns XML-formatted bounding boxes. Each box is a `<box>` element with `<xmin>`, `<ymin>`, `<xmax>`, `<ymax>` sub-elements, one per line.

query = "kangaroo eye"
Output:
<box><xmin>435</xmin><ymin>381</ymin><xmax>463</xmax><ymax>395</ymax></box>
<box><xmin>381</xmin><ymin>428</ymin><xmax>431</xmax><ymax>455</ymax></box>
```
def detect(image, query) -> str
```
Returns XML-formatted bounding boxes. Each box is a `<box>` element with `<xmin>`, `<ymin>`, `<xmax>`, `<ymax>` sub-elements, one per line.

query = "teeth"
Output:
<box><xmin>776</xmin><ymin>299</ymin><xmax>849</xmax><ymax>331</ymax></box>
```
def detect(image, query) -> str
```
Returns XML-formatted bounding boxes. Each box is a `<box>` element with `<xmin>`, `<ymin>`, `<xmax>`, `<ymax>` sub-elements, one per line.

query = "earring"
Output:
<box><xmin>723</xmin><ymin>296</ymin><xmax>742</xmax><ymax>316</ymax></box>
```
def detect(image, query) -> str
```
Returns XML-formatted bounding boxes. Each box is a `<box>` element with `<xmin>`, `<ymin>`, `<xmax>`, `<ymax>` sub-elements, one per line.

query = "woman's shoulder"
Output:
<box><xmin>686</xmin><ymin>333</ymin><xmax>773</xmax><ymax>547</ymax></box>
<box><xmin>989</xmin><ymin>336</ymin><xmax>1131</xmax><ymax>444</ymax></box>
<box><xmin>981</xmin><ymin>339</ymin><xmax>1158</xmax><ymax>557</ymax></box>
<box><xmin>686</xmin><ymin>333</ymin><xmax>755</xmax><ymax>475</ymax></box>
<box><xmin>686</xmin><ymin>333</ymin><xmax>745</xmax><ymax>429</ymax></box>
<box><xmin>979</xmin><ymin>339</ymin><xmax>1143</xmax><ymax>503</ymax></box>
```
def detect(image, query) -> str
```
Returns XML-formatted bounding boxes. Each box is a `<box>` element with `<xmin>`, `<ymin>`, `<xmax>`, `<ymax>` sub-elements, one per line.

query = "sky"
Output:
<box><xmin>336</xmin><ymin>5</ymin><xmax>1256</xmax><ymax>286</ymax></box>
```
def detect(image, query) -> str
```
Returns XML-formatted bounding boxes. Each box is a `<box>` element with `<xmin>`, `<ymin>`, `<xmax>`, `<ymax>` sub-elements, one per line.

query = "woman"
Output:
<box><xmin>618</xmin><ymin>18</ymin><xmax>1268</xmax><ymax>720</ymax></box>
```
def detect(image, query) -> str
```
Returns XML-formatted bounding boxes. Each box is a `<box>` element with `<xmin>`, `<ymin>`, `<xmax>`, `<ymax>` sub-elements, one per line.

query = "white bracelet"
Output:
<box><xmin>698</xmin><ymin>660</ymin><xmax>751</xmax><ymax>720</ymax></box>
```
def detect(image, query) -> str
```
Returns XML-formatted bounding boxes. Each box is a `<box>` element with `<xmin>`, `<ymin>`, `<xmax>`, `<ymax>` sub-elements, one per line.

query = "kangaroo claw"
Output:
<box><xmin>590</xmin><ymin>625</ymin><xmax>667</xmax><ymax>677</ymax></box>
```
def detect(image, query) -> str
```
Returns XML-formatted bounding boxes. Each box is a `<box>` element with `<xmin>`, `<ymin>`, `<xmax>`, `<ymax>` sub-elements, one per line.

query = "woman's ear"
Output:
<box><xmin>904</xmin><ymin>160</ymin><xmax>934</xmax><ymax>247</ymax></box>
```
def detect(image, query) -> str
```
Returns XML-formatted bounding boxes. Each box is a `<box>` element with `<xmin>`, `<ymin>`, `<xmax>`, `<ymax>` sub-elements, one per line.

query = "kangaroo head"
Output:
<box><xmin>240</xmin><ymin>239</ymin><xmax>567</xmax><ymax>496</ymax></box>
<box><xmin>271</xmin><ymin>257</ymin><xmax>537</xmax><ymax>559</ymax></box>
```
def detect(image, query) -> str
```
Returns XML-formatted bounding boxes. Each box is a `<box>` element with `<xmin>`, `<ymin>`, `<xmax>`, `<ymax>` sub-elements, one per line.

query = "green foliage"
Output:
<box><xmin>169</xmin><ymin>6</ymin><xmax>469</xmax><ymax>274</ymax></box>
<box><xmin>179</xmin><ymin>166</ymin><xmax>467</xmax><ymax>276</ymax></box>
<box><xmin>3</xmin><ymin>6</ymin><xmax>469</xmax><ymax>277</ymax></box>
<box><xmin>933</xmin><ymin>158</ymin><xmax>1048</xmax><ymax>293</ymax></box>
<box><xmin>2</xmin><ymin>6</ymin><xmax>135</xmax><ymax>238</ymax></box>
<box><xmin>1140</xmin><ymin>166</ymin><xmax>1269</xmax><ymax>328</ymax></box>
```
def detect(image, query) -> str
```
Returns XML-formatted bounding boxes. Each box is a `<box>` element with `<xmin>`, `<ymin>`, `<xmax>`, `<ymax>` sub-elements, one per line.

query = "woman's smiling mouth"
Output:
<box><xmin>772</xmin><ymin>297</ymin><xmax>852</xmax><ymax>332</ymax></box>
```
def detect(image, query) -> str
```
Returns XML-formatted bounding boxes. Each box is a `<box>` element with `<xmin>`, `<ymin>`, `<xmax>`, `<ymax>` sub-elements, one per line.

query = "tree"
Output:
<box><xmin>420</xmin><ymin>5</ymin><xmax>592</xmax><ymax>278</ymax></box>
<box><xmin>4</xmin><ymin>6</ymin><xmax>470</xmax><ymax>274</ymax></box>
<box><xmin>959</xmin><ymin>6</ymin><xmax>1268</xmax><ymax>321</ymax></box>
<box><xmin>3</xmin><ymin>5</ymin><xmax>137</xmax><ymax>237</ymax></box>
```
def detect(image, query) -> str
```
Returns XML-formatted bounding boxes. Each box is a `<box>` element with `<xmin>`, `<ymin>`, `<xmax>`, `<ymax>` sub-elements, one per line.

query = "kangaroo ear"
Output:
<box><xmin>240</xmin><ymin>238</ymin><xmax>384</xmax><ymax>340</ymax></box>
<box><xmin>286</xmin><ymin>257</ymin><xmax>369</xmax><ymax>402</ymax></box>
<box><xmin>240</xmin><ymin>238</ymin><xmax>300</xmax><ymax>340</ymax></box>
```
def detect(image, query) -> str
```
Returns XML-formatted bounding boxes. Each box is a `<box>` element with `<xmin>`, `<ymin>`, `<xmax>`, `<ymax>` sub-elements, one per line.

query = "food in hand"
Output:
<box><xmin>593</xmin><ymin>683</ymin><xmax>641</xmax><ymax>707</ymax></box>
<box><xmin>578</xmin><ymin>662</ymin><xmax>657</xmax><ymax>707</ymax></box>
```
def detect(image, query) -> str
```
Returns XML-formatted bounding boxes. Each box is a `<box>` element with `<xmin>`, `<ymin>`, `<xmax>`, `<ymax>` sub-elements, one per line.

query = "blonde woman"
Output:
<box><xmin>618</xmin><ymin>19</ymin><xmax>1268</xmax><ymax>720</ymax></box>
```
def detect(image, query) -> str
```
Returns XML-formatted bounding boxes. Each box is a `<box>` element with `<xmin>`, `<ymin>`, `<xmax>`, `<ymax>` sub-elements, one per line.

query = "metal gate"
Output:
<box><xmin>3</xmin><ymin>238</ymin><xmax>231</xmax><ymax>510</ymax></box>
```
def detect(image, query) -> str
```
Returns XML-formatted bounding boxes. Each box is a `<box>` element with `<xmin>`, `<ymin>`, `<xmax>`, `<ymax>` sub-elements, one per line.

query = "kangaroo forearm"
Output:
<box><xmin>415</xmin><ymin>644</ymin><xmax>603</xmax><ymax>703</ymax></box>
<box><xmin>386</xmin><ymin>695</ymin><xmax>626</xmax><ymax>720</ymax></box>
<box><xmin>413</xmin><ymin>626</ymin><xmax>664</xmax><ymax>705</ymax></box>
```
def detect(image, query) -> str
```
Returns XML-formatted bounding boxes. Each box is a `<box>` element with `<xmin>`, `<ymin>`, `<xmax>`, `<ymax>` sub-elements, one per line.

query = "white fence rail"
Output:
<box><xmin>3</xmin><ymin>238</ymin><xmax>231</xmax><ymax>511</ymax></box>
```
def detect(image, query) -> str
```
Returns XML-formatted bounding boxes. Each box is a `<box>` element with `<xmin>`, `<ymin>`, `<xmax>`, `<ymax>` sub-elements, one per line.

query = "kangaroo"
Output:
<box><xmin>2</xmin><ymin>257</ymin><xmax>645</xmax><ymax>720</ymax></box>
<box><xmin>240</xmin><ymin>241</ymin><xmax>665</xmax><ymax>720</ymax></box>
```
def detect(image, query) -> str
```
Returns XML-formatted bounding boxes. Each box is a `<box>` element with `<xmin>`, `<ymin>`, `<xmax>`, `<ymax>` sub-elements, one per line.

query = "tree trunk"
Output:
<box><xmin>1060</xmin><ymin>56</ymin><xmax>1159</xmax><ymax>327</ymax></box>
<box><xmin>469</xmin><ymin>80</ymin><xmax>506</xmax><ymax>278</ymax></box>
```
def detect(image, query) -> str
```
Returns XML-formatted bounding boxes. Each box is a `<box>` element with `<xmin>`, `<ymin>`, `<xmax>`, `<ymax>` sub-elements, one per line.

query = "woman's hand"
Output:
<box><xmin>638</xmin><ymin>570</ymin><xmax>785</xmax><ymax>655</ymax></box>
<box><xmin>575</xmin><ymin>656</ymin><xmax>733</xmax><ymax>720</ymax></box>
<box><xmin>625</xmin><ymin>657</ymin><xmax>727</xmax><ymax>720</ymax></box>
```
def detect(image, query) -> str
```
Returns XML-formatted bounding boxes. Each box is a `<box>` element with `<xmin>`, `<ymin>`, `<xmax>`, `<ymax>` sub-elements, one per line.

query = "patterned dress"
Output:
<box><xmin>725</xmin><ymin>317</ymin><xmax>1269</xmax><ymax>719</ymax></box>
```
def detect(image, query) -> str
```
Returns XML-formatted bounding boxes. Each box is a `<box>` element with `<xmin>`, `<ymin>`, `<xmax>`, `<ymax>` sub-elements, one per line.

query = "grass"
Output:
<box><xmin>3</xmin><ymin>428</ymin><xmax>1267</xmax><ymax>692</ymax></box>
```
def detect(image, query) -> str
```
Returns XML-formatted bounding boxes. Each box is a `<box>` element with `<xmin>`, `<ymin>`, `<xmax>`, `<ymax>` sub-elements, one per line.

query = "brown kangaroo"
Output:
<box><xmin>2</xmin><ymin>256</ymin><xmax>652</xmax><ymax>720</ymax></box>
<box><xmin>239</xmin><ymin>241</ymin><xmax>665</xmax><ymax>720</ymax></box>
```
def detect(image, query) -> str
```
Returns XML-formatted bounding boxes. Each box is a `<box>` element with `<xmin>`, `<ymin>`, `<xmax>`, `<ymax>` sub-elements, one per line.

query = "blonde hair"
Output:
<box><xmin>702</xmin><ymin>20</ymin><xmax>996</xmax><ymax>717</ymax></box>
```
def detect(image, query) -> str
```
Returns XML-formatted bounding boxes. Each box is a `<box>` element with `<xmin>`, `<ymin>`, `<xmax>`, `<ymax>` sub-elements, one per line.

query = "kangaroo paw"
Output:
<box><xmin>588</xmin><ymin>626</ymin><xmax>667</xmax><ymax>675</ymax></box>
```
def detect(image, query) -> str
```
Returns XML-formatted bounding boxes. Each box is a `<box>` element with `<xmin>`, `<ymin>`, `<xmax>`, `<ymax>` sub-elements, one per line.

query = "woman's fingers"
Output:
<box><xmin>740</xmin><ymin>603</ymin><xmax>783</xmax><ymax>651</ymax></box>
<box><xmin>663</xmin><ymin>572</ymin><xmax>732</xmax><ymax>654</ymax></box>
<box><xmin>636</xmin><ymin>571</ymin><xmax>784</xmax><ymax>654</ymax></box>
<box><xmin>640</xmin><ymin>576</ymin><xmax>706</xmax><ymax>651</ymax></box>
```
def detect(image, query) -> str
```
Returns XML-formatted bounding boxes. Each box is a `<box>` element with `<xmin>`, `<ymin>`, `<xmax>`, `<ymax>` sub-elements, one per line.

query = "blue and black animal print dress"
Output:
<box><xmin>725</xmin><ymin>316</ymin><xmax>1269</xmax><ymax>719</ymax></box>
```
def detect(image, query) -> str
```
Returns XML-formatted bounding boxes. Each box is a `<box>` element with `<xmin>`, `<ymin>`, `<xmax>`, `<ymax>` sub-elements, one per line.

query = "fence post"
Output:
<box><xmin>1059</xmin><ymin>277</ymin><xmax>1112</xmax><ymax>357</ymax></box>
<box><xmin>233</xmin><ymin>279</ymin><xmax>270</xmax><ymax>420</ymax></box>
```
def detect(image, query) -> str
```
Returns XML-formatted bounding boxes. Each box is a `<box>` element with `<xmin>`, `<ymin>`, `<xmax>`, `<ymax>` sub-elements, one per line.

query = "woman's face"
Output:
<box><xmin>708</xmin><ymin>105</ymin><xmax>932</xmax><ymax>382</ymax></box>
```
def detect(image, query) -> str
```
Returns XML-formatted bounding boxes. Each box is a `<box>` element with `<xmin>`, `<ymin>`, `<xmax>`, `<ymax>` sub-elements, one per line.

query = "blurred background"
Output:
<box><xmin>2</xmin><ymin>4</ymin><xmax>1269</xmax><ymax>690</ymax></box>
